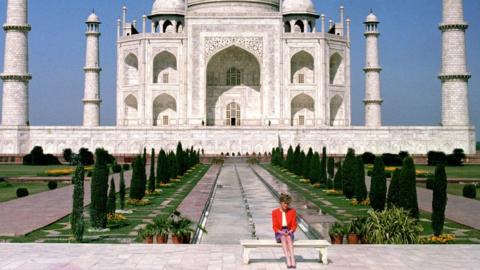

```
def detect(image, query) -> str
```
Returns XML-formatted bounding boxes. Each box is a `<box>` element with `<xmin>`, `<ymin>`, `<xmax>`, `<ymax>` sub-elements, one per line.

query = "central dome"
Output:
<box><xmin>188</xmin><ymin>0</ymin><xmax>280</xmax><ymax>13</ymax></box>
<box><xmin>152</xmin><ymin>0</ymin><xmax>185</xmax><ymax>15</ymax></box>
<box><xmin>282</xmin><ymin>0</ymin><xmax>316</xmax><ymax>15</ymax></box>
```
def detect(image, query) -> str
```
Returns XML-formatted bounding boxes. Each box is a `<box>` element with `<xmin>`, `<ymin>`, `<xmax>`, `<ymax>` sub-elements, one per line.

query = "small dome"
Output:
<box><xmin>152</xmin><ymin>0</ymin><xmax>185</xmax><ymax>15</ymax></box>
<box><xmin>366</xmin><ymin>12</ymin><xmax>379</xmax><ymax>23</ymax></box>
<box><xmin>86</xmin><ymin>12</ymin><xmax>100</xmax><ymax>23</ymax></box>
<box><xmin>282</xmin><ymin>0</ymin><xmax>316</xmax><ymax>15</ymax></box>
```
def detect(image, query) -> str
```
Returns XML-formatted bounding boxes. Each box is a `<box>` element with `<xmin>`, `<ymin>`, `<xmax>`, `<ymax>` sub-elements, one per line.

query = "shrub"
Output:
<box><xmin>90</xmin><ymin>148</ymin><xmax>110</xmax><ymax>229</ymax></box>
<box><xmin>354</xmin><ymin>156</ymin><xmax>368</xmax><ymax>202</ymax></box>
<box><xmin>111</xmin><ymin>163</ymin><xmax>122</xmax><ymax>173</ymax></box>
<box><xmin>79</xmin><ymin>148</ymin><xmax>94</xmax><ymax>166</ymax></box>
<box><xmin>23</xmin><ymin>146</ymin><xmax>60</xmax><ymax>165</ymax></box>
<box><xmin>71</xmin><ymin>164</ymin><xmax>85</xmax><ymax>242</ymax></box>
<box><xmin>463</xmin><ymin>184</ymin><xmax>477</xmax><ymax>199</ymax></box>
<box><xmin>399</xmin><ymin>151</ymin><xmax>410</xmax><ymax>160</ymax></box>
<box><xmin>399</xmin><ymin>156</ymin><xmax>419</xmax><ymax>219</ymax></box>
<box><xmin>16</xmin><ymin>187</ymin><xmax>29</xmax><ymax>198</ymax></box>
<box><xmin>446</xmin><ymin>149</ymin><xmax>465</xmax><ymax>167</ymax></box>
<box><xmin>426</xmin><ymin>175</ymin><xmax>434</xmax><ymax>190</ymax></box>
<box><xmin>342</xmin><ymin>149</ymin><xmax>356</xmax><ymax>199</ymax></box>
<box><xmin>382</xmin><ymin>153</ymin><xmax>402</xmax><ymax>166</ymax></box>
<box><xmin>427</xmin><ymin>151</ymin><xmax>446</xmax><ymax>166</ymax></box>
<box><xmin>365</xmin><ymin>207</ymin><xmax>422</xmax><ymax>244</ymax></box>
<box><xmin>432</xmin><ymin>164</ymin><xmax>447</xmax><ymax>236</ymax></box>
<box><xmin>122</xmin><ymin>164</ymin><xmax>130</xmax><ymax>171</ymax></box>
<box><xmin>387</xmin><ymin>169</ymin><xmax>401</xmax><ymax>208</ymax></box>
<box><xmin>63</xmin><ymin>148</ymin><xmax>73</xmax><ymax>163</ymax></box>
<box><xmin>362</xmin><ymin>152</ymin><xmax>376</xmax><ymax>165</ymax></box>
<box><xmin>107</xmin><ymin>178</ymin><xmax>116</xmax><ymax>215</ymax></box>
<box><xmin>47</xmin><ymin>181</ymin><xmax>58</xmax><ymax>190</ymax></box>
<box><xmin>370</xmin><ymin>157</ymin><xmax>387</xmax><ymax>211</ymax></box>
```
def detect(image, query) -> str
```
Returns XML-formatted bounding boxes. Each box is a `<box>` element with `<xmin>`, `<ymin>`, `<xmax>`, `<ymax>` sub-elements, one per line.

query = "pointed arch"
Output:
<box><xmin>153</xmin><ymin>51</ymin><xmax>177</xmax><ymax>84</ymax></box>
<box><xmin>294</xmin><ymin>20</ymin><xmax>304</xmax><ymax>33</ymax></box>
<box><xmin>291</xmin><ymin>93</ymin><xmax>315</xmax><ymax>126</ymax></box>
<box><xmin>124</xmin><ymin>94</ymin><xmax>138</xmax><ymax>126</ymax></box>
<box><xmin>153</xmin><ymin>93</ymin><xmax>177</xmax><ymax>126</ymax></box>
<box><xmin>291</xmin><ymin>51</ymin><xmax>314</xmax><ymax>84</ymax></box>
<box><xmin>124</xmin><ymin>53</ymin><xmax>139</xmax><ymax>86</ymax></box>
<box><xmin>163</xmin><ymin>20</ymin><xmax>174</xmax><ymax>33</ymax></box>
<box><xmin>330</xmin><ymin>95</ymin><xmax>344</xmax><ymax>126</ymax></box>
<box><xmin>330</xmin><ymin>52</ymin><xmax>344</xmax><ymax>85</ymax></box>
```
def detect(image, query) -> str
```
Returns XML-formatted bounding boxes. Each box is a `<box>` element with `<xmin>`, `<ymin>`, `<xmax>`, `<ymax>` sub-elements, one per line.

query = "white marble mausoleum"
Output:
<box><xmin>0</xmin><ymin>0</ymin><xmax>476</xmax><ymax>155</ymax></box>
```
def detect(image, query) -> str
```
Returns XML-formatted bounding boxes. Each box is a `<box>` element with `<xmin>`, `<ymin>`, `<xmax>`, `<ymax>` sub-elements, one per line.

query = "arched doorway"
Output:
<box><xmin>206</xmin><ymin>45</ymin><xmax>260</xmax><ymax>126</ymax></box>
<box><xmin>226</xmin><ymin>102</ymin><xmax>241</xmax><ymax>126</ymax></box>
<box><xmin>153</xmin><ymin>94</ymin><xmax>177</xmax><ymax>126</ymax></box>
<box><xmin>291</xmin><ymin>93</ymin><xmax>315</xmax><ymax>126</ymax></box>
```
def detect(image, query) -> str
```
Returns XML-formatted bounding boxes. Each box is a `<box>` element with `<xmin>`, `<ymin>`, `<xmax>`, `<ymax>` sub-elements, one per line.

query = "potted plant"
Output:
<box><xmin>347</xmin><ymin>218</ymin><xmax>364</xmax><ymax>244</ymax></box>
<box><xmin>139</xmin><ymin>224</ymin><xmax>155</xmax><ymax>244</ymax></box>
<box><xmin>153</xmin><ymin>216</ymin><xmax>171</xmax><ymax>244</ymax></box>
<box><xmin>329</xmin><ymin>222</ymin><xmax>344</xmax><ymax>244</ymax></box>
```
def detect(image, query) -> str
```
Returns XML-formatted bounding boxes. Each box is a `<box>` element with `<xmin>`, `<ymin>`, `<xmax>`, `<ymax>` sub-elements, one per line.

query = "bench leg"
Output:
<box><xmin>243</xmin><ymin>247</ymin><xmax>250</xmax><ymax>264</ymax></box>
<box><xmin>319</xmin><ymin>248</ymin><xmax>328</xmax><ymax>265</ymax></box>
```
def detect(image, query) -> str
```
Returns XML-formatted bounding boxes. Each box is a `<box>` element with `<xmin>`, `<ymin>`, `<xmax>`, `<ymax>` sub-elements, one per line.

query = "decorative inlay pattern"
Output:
<box><xmin>205</xmin><ymin>37</ymin><xmax>263</xmax><ymax>59</ymax></box>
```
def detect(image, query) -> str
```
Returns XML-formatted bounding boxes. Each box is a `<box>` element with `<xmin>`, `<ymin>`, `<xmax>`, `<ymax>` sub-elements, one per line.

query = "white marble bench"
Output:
<box><xmin>240</xmin><ymin>240</ymin><xmax>330</xmax><ymax>265</ymax></box>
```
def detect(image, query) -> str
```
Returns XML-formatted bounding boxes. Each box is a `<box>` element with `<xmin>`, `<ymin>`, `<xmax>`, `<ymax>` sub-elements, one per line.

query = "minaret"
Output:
<box><xmin>439</xmin><ymin>0</ymin><xmax>471</xmax><ymax>126</ymax></box>
<box><xmin>1</xmin><ymin>0</ymin><xmax>32</xmax><ymax>126</ymax></box>
<box><xmin>363</xmin><ymin>11</ymin><xmax>383</xmax><ymax>127</ymax></box>
<box><xmin>82</xmin><ymin>11</ymin><xmax>102</xmax><ymax>127</ymax></box>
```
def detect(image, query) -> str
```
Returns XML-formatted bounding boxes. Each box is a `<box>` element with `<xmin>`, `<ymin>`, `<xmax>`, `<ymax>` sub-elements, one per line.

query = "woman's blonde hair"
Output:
<box><xmin>279</xmin><ymin>193</ymin><xmax>292</xmax><ymax>204</ymax></box>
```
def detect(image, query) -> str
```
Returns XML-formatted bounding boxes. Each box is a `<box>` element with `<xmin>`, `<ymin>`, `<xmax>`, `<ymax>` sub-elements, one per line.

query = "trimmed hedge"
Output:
<box><xmin>16</xmin><ymin>187</ymin><xmax>29</xmax><ymax>198</ymax></box>
<box><xmin>47</xmin><ymin>181</ymin><xmax>58</xmax><ymax>190</ymax></box>
<box><xmin>463</xmin><ymin>184</ymin><xmax>477</xmax><ymax>199</ymax></box>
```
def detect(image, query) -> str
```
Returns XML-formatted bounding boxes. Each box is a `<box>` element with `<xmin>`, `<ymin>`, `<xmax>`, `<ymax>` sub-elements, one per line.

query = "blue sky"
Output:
<box><xmin>0</xmin><ymin>0</ymin><xmax>478</xmax><ymax>138</ymax></box>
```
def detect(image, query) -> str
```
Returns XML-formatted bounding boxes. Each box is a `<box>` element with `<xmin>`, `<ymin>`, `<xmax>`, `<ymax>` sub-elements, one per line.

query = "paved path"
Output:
<box><xmin>0</xmin><ymin>243</ymin><xmax>478</xmax><ymax>269</ymax></box>
<box><xmin>0</xmin><ymin>170</ymin><xmax>132</xmax><ymax>236</ymax></box>
<box><xmin>200</xmin><ymin>164</ymin><xmax>307</xmax><ymax>244</ymax></box>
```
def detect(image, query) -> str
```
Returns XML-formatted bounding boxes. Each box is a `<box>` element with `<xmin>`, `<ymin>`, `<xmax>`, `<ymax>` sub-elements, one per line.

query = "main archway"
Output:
<box><xmin>206</xmin><ymin>45</ymin><xmax>260</xmax><ymax>126</ymax></box>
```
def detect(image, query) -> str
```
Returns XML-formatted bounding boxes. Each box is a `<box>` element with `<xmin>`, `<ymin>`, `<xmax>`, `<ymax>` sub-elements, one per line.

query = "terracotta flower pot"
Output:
<box><xmin>156</xmin><ymin>234</ymin><xmax>168</xmax><ymax>244</ymax></box>
<box><xmin>171</xmin><ymin>234</ymin><xmax>183</xmax><ymax>244</ymax></box>
<box><xmin>347</xmin><ymin>233</ymin><xmax>359</xmax><ymax>244</ymax></box>
<box><xmin>330</xmin><ymin>235</ymin><xmax>343</xmax><ymax>244</ymax></box>
<box><xmin>144</xmin><ymin>236</ymin><xmax>154</xmax><ymax>244</ymax></box>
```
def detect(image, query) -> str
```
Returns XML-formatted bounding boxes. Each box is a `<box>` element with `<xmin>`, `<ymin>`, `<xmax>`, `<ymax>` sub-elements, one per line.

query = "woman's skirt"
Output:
<box><xmin>275</xmin><ymin>226</ymin><xmax>295</xmax><ymax>243</ymax></box>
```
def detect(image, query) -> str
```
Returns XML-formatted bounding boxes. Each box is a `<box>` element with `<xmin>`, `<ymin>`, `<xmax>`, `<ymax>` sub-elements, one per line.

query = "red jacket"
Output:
<box><xmin>272</xmin><ymin>208</ymin><xmax>297</xmax><ymax>233</ymax></box>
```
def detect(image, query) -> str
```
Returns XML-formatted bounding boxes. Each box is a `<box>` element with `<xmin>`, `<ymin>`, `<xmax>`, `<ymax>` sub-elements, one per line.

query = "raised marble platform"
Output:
<box><xmin>0</xmin><ymin>125</ymin><xmax>475</xmax><ymax>155</ymax></box>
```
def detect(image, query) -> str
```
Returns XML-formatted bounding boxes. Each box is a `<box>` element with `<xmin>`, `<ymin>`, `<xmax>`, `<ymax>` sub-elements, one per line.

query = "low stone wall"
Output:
<box><xmin>0</xmin><ymin>125</ymin><xmax>476</xmax><ymax>155</ymax></box>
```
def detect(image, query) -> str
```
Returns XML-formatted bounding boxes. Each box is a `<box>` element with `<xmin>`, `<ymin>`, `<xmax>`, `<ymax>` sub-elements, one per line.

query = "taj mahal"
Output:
<box><xmin>0</xmin><ymin>0</ymin><xmax>476</xmax><ymax>155</ymax></box>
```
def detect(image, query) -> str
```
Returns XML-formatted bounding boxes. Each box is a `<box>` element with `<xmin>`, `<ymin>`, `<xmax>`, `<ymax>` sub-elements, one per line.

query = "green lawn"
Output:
<box><xmin>0</xmin><ymin>164</ymin><xmax>72</xmax><ymax>177</ymax></box>
<box><xmin>417</xmin><ymin>182</ymin><xmax>479</xmax><ymax>201</ymax></box>
<box><xmin>410</xmin><ymin>165</ymin><xmax>480</xmax><ymax>179</ymax></box>
<box><xmin>263</xmin><ymin>164</ymin><xmax>480</xmax><ymax>244</ymax></box>
<box><xmin>0</xmin><ymin>182</ymin><xmax>69</xmax><ymax>203</ymax></box>
<box><xmin>0</xmin><ymin>164</ymin><xmax>210</xmax><ymax>243</ymax></box>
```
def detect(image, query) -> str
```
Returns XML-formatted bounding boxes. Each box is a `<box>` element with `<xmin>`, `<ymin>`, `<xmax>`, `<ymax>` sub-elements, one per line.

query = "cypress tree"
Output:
<box><xmin>119</xmin><ymin>167</ymin><xmax>126</xmax><ymax>210</ymax></box>
<box><xmin>309</xmin><ymin>152</ymin><xmax>321</xmax><ymax>184</ymax></box>
<box><xmin>320</xmin><ymin>147</ymin><xmax>327</xmax><ymax>184</ymax></box>
<box><xmin>157</xmin><ymin>149</ymin><xmax>169</xmax><ymax>185</ymax></box>
<box><xmin>140</xmin><ymin>154</ymin><xmax>147</xmax><ymax>198</ymax></box>
<box><xmin>71</xmin><ymin>164</ymin><xmax>85</xmax><ymax>242</ymax></box>
<box><xmin>342</xmin><ymin>148</ymin><xmax>356</xmax><ymax>199</ymax></box>
<box><xmin>333</xmin><ymin>163</ymin><xmax>343</xmax><ymax>191</ymax></box>
<box><xmin>129</xmin><ymin>156</ymin><xmax>145</xmax><ymax>200</ymax></box>
<box><xmin>399</xmin><ymin>156</ymin><xmax>419</xmax><ymax>219</ymax></box>
<box><xmin>293</xmin><ymin>145</ymin><xmax>301</xmax><ymax>174</ymax></box>
<box><xmin>148</xmin><ymin>148</ymin><xmax>156</xmax><ymax>192</ymax></box>
<box><xmin>286</xmin><ymin>146</ymin><xmax>294</xmax><ymax>171</ymax></box>
<box><xmin>432</xmin><ymin>164</ymin><xmax>448</xmax><ymax>236</ymax></box>
<box><xmin>176</xmin><ymin>142</ymin><xmax>185</xmax><ymax>176</ymax></box>
<box><xmin>327</xmin><ymin>157</ymin><xmax>335</xmax><ymax>179</ymax></box>
<box><xmin>90</xmin><ymin>149</ymin><xmax>109</xmax><ymax>229</ymax></box>
<box><xmin>107</xmin><ymin>178</ymin><xmax>116</xmax><ymax>215</ymax></box>
<box><xmin>142</xmin><ymin>147</ymin><xmax>147</xmax><ymax>164</ymax></box>
<box><xmin>298</xmin><ymin>150</ymin><xmax>306</xmax><ymax>176</ymax></box>
<box><xmin>354</xmin><ymin>156</ymin><xmax>368</xmax><ymax>202</ymax></box>
<box><xmin>370</xmin><ymin>156</ymin><xmax>387</xmax><ymax>211</ymax></box>
<box><xmin>271</xmin><ymin>148</ymin><xmax>277</xmax><ymax>165</ymax></box>
<box><xmin>169</xmin><ymin>151</ymin><xmax>178</xmax><ymax>180</ymax></box>
<box><xmin>304</xmin><ymin>148</ymin><xmax>313</xmax><ymax>179</ymax></box>
<box><xmin>387</xmin><ymin>169</ymin><xmax>401</xmax><ymax>208</ymax></box>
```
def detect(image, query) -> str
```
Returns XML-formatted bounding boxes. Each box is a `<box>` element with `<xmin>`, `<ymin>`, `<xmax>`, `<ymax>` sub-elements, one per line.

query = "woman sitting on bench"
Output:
<box><xmin>272</xmin><ymin>193</ymin><xmax>297</xmax><ymax>268</ymax></box>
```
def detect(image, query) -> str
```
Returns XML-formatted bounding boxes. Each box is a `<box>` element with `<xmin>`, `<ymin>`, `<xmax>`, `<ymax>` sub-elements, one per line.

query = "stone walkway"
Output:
<box><xmin>0</xmin><ymin>170</ymin><xmax>132</xmax><ymax>236</ymax></box>
<box><xmin>0</xmin><ymin>243</ymin><xmax>478</xmax><ymax>269</ymax></box>
<box><xmin>200</xmin><ymin>164</ymin><xmax>306</xmax><ymax>244</ymax></box>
